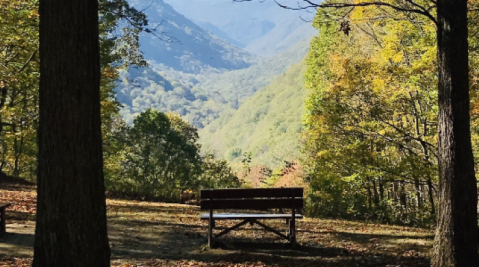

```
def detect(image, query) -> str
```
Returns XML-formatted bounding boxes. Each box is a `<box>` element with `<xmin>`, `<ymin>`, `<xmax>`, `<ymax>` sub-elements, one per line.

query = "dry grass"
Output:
<box><xmin>0</xmin><ymin>184</ymin><xmax>433</xmax><ymax>266</ymax></box>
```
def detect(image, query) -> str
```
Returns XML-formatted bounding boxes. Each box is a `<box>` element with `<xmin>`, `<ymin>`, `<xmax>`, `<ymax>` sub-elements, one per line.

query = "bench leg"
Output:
<box><xmin>208</xmin><ymin>211</ymin><xmax>214</xmax><ymax>247</ymax></box>
<box><xmin>0</xmin><ymin>207</ymin><xmax>6</xmax><ymax>236</ymax></box>
<box><xmin>207</xmin><ymin>221</ymin><xmax>213</xmax><ymax>247</ymax></box>
<box><xmin>289</xmin><ymin>217</ymin><xmax>296</xmax><ymax>245</ymax></box>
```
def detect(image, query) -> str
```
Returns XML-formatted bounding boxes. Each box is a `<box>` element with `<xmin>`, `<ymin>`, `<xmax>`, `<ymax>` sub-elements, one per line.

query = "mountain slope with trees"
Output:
<box><xmin>128</xmin><ymin>0</ymin><xmax>256</xmax><ymax>74</ymax></box>
<box><xmin>114</xmin><ymin>0</ymin><xmax>314</xmax><ymax>129</ymax></box>
<box><xmin>200</xmin><ymin>62</ymin><xmax>309</xmax><ymax>169</ymax></box>
<box><xmin>115</xmin><ymin>36</ymin><xmax>312</xmax><ymax>127</ymax></box>
<box><xmin>300</xmin><ymin>0</ymin><xmax>479</xmax><ymax>233</ymax></box>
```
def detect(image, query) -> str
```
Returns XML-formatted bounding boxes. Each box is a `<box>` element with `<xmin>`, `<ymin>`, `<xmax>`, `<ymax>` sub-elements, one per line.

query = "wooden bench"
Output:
<box><xmin>0</xmin><ymin>203</ymin><xmax>11</xmax><ymax>236</ymax></box>
<box><xmin>200</xmin><ymin>188</ymin><xmax>303</xmax><ymax>247</ymax></box>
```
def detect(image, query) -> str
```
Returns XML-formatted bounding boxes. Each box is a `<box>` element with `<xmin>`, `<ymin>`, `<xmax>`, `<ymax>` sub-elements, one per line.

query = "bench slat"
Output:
<box><xmin>200</xmin><ymin>213</ymin><xmax>303</xmax><ymax>220</ymax></box>
<box><xmin>200</xmin><ymin>198</ymin><xmax>303</xmax><ymax>210</ymax></box>
<box><xmin>201</xmin><ymin>188</ymin><xmax>303</xmax><ymax>199</ymax></box>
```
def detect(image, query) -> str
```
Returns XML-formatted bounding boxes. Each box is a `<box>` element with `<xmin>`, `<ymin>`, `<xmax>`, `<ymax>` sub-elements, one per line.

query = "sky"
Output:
<box><xmin>162</xmin><ymin>0</ymin><xmax>315</xmax><ymax>27</ymax></box>
<box><xmin>161</xmin><ymin>0</ymin><xmax>316</xmax><ymax>54</ymax></box>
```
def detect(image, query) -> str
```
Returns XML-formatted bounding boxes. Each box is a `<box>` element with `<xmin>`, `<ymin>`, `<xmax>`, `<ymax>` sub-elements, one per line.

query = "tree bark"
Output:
<box><xmin>426</xmin><ymin>176</ymin><xmax>435</xmax><ymax>215</ymax></box>
<box><xmin>33</xmin><ymin>0</ymin><xmax>110</xmax><ymax>266</ymax></box>
<box><xmin>433</xmin><ymin>0</ymin><xmax>478</xmax><ymax>265</ymax></box>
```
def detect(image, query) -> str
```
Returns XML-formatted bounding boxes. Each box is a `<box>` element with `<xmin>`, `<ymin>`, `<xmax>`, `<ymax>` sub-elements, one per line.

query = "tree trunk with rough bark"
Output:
<box><xmin>33</xmin><ymin>0</ymin><xmax>111</xmax><ymax>266</ymax></box>
<box><xmin>433</xmin><ymin>0</ymin><xmax>478</xmax><ymax>265</ymax></box>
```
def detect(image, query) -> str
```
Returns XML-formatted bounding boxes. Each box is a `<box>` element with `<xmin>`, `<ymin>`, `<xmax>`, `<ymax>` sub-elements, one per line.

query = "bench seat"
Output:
<box><xmin>200</xmin><ymin>213</ymin><xmax>303</xmax><ymax>220</ymax></box>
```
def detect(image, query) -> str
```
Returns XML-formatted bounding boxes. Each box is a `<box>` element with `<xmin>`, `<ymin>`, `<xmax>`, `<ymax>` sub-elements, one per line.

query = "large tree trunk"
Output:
<box><xmin>33</xmin><ymin>0</ymin><xmax>110</xmax><ymax>266</ymax></box>
<box><xmin>433</xmin><ymin>0</ymin><xmax>478</xmax><ymax>265</ymax></box>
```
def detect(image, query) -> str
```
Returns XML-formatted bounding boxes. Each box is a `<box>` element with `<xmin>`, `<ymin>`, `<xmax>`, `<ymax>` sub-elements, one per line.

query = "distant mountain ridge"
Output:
<box><xmin>128</xmin><ymin>0</ymin><xmax>256</xmax><ymax>74</ymax></box>
<box><xmin>195</xmin><ymin>21</ymin><xmax>246</xmax><ymax>48</ymax></box>
<box><xmin>246</xmin><ymin>21</ymin><xmax>316</xmax><ymax>56</ymax></box>
<box><xmin>163</xmin><ymin>0</ymin><xmax>315</xmax><ymax>56</ymax></box>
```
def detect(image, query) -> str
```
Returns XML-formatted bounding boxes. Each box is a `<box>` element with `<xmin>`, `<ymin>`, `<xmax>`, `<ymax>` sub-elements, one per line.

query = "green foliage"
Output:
<box><xmin>116</xmin><ymin>37</ymin><xmax>311</xmax><ymax>128</ymax></box>
<box><xmin>0</xmin><ymin>0</ymin><xmax>240</xmax><ymax>202</ymax></box>
<box><xmin>107</xmin><ymin>109</ymin><xmax>201</xmax><ymax>197</ymax></box>
<box><xmin>241</xmin><ymin>152</ymin><xmax>252</xmax><ymax>175</ymax></box>
<box><xmin>302</xmin><ymin>2</ymin><xmax>479</xmax><ymax>227</ymax></box>
<box><xmin>469</xmin><ymin>0</ymin><xmax>479</xmax><ymax>173</ymax></box>
<box><xmin>105</xmin><ymin>108</ymin><xmax>240</xmax><ymax>200</ymax></box>
<box><xmin>200</xmin><ymin>61</ymin><xmax>309</xmax><ymax>170</ymax></box>
<box><xmin>0</xmin><ymin>0</ymin><xmax>39</xmax><ymax>179</ymax></box>
<box><xmin>0</xmin><ymin>0</ymin><xmax>150</xmax><ymax>180</ymax></box>
<box><xmin>303</xmin><ymin>5</ymin><xmax>440</xmax><ymax>227</ymax></box>
<box><xmin>199</xmin><ymin>153</ymin><xmax>241</xmax><ymax>189</ymax></box>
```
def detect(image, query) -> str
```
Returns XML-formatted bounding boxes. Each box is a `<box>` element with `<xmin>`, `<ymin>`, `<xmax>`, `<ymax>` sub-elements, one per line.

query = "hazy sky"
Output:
<box><xmin>162</xmin><ymin>0</ymin><xmax>315</xmax><ymax>27</ymax></box>
<box><xmin>127</xmin><ymin>0</ymin><xmax>316</xmax><ymax>56</ymax></box>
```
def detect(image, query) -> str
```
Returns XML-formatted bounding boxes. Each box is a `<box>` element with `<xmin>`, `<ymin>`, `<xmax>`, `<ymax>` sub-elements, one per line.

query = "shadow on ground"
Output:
<box><xmin>1</xmin><ymin>185</ymin><xmax>432</xmax><ymax>266</ymax></box>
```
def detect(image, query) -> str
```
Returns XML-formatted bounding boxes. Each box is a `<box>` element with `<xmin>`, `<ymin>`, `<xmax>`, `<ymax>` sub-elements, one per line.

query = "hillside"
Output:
<box><xmin>116</xmin><ymin>37</ymin><xmax>311</xmax><ymax>126</ymax></box>
<box><xmin>195</xmin><ymin>21</ymin><xmax>246</xmax><ymax>48</ymax></box>
<box><xmin>200</xmin><ymin>62</ymin><xmax>309</xmax><ymax>168</ymax></box>
<box><xmin>128</xmin><ymin>0</ymin><xmax>255</xmax><ymax>74</ymax></box>
<box><xmin>115</xmin><ymin>0</ymin><xmax>314</xmax><ymax>127</ymax></box>
<box><xmin>191</xmin><ymin>37</ymin><xmax>312</xmax><ymax>109</ymax></box>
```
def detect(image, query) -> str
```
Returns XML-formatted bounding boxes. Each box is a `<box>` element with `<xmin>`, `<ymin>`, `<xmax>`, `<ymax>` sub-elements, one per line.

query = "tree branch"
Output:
<box><xmin>17</xmin><ymin>49</ymin><xmax>38</xmax><ymax>74</ymax></box>
<box><xmin>234</xmin><ymin>0</ymin><xmax>437</xmax><ymax>24</ymax></box>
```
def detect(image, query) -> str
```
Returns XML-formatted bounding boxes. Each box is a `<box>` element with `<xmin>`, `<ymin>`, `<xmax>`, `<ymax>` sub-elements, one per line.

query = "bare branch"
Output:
<box><xmin>355</xmin><ymin>23</ymin><xmax>383</xmax><ymax>48</ymax></box>
<box><xmin>234</xmin><ymin>0</ymin><xmax>437</xmax><ymax>24</ymax></box>
<box><xmin>17</xmin><ymin>49</ymin><xmax>38</xmax><ymax>74</ymax></box>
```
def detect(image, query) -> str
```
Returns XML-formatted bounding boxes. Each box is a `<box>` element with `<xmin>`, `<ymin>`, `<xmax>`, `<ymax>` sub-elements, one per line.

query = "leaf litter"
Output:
<box><xmin>1</xmin><ymin>185</ymin><xmax>432</xmax><ymax>266</ymax></box>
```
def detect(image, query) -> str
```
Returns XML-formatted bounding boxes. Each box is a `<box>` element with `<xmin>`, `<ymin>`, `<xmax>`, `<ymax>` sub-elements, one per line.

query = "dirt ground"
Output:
<box><xmin>0</xmin><ymin>184</ymin><xmax>433</xmax><ymax>266</ymax></box>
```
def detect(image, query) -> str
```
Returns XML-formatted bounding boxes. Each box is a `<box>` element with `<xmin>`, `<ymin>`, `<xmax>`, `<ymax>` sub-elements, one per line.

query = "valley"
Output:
<box><xmin>116</xmin><ymin>0</ymin><xmax>316</xmax><ymax>169</ymax></box>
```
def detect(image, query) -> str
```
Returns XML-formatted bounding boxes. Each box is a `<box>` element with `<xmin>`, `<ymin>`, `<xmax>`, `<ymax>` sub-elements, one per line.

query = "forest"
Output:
<box><xmin>1</xmin><ymin>0</ymin><xmax>479</xmax><ymax>266</ymax></box>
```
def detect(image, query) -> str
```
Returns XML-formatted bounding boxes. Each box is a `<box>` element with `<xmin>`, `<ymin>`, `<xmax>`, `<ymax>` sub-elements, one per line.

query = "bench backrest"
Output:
<box><xmin>200</xmin><ymin>188</ymin><xmax>303</xmax><ymax>210</ymax></box>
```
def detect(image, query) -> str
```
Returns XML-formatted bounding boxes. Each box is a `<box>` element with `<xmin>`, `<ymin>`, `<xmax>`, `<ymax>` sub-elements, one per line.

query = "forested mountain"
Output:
<box><xmin>116</xmin><ymin>0</ymin><xmax>314</xmax><ymax>128</ymax></box>
<box><xmin>116</xmin><ymin>34</ymin><xmax>312</xmax><ymax>127</ymax></box>
<box><xmin>114</xmin><ymin>0</ymin><xmax>315</xmax><ymax>172</ymax></box>
<box><xmin>191</xmin><ymin>37</ymin><xmax>311</xmax><ymax>107</ymax></box>
<box><xmin>127</xmin><ymin>0</ymin><xmax>256</xmax><ymax>73</ymax></box>
<box><xmin>200</xmin><ymin>62</ymin><xmax>309</xmax><ymax>169</ymax></box>
<box><xmin>195</xmin><ymin>21</ymin><xmax>246</xmax><ymax>48</ymax></box>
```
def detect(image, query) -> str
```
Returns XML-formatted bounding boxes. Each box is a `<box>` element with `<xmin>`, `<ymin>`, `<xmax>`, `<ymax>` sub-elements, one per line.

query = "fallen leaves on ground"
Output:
<box><xmin>1</xmin><ymin>184</ymin><xmax>433</xmax><ymax>266</ymax></box>
<box><xmin>0</xmin><ymin>187</ymin><xmax>37</xmax><ymax>215</ymax></box>
<box><xmin>0</xmin><ymin>258</ymin><xmax>33</xmax><ymax>267</ymax></box>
